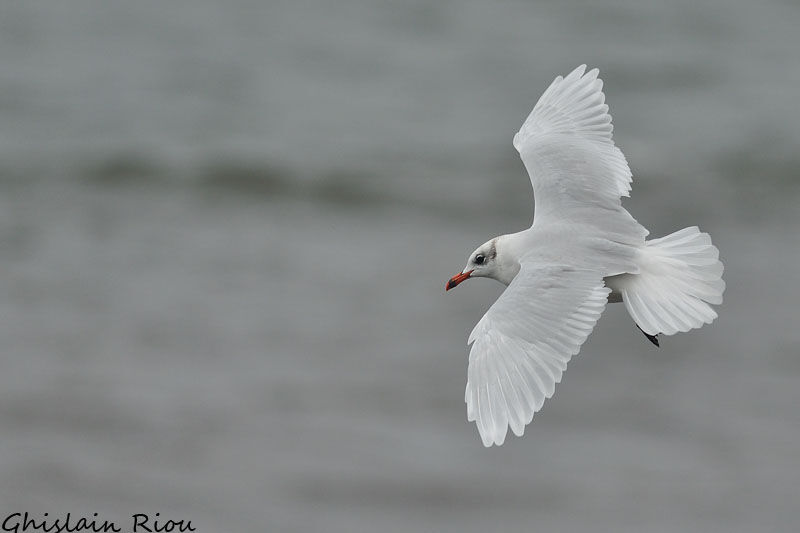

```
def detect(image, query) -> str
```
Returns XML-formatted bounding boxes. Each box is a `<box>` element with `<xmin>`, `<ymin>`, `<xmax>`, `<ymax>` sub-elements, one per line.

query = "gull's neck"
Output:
<box><xmin>492</xmin><ymin>230</ymin><xmax>531</xmax><ymax>286</ymax></box>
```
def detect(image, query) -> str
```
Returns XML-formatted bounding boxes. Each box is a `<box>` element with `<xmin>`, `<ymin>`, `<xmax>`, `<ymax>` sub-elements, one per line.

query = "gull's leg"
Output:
<box><xmin>636</xmin><ymin>325</ymin><xmax>660</xmax><ymax>347</ymax></box>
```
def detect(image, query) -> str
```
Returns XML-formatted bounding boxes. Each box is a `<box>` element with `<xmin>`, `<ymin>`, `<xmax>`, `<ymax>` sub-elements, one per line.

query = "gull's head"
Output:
<box><xmin>446</xmin><ymin>239</ymin><xmax>499</xmax><ymax>291</ymax></box>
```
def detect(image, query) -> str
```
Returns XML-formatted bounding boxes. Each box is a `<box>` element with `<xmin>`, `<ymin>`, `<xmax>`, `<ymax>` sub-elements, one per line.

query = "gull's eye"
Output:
<box><xmin>474</xmin><ymin>254</ymin><xmax>485</xmax><ymax>265</ymax></box>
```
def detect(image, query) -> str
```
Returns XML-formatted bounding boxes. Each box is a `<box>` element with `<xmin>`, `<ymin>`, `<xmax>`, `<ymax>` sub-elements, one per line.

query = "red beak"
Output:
<box><xmin>446</xmin><ymin>270</ymin><xmax>473</xmax><ymax>291</ymax></box>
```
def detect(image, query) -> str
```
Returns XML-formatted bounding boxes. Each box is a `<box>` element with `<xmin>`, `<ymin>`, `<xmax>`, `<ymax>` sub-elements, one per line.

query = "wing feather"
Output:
<box><xmin>513</xmin><ymin>65</ymin><xmax>648</xmax><ymax>247</ymax></box>
<box><xmin>465</xmin><ymin>265</ymin><xmax>610</xmax><ymax>446</ymax></box>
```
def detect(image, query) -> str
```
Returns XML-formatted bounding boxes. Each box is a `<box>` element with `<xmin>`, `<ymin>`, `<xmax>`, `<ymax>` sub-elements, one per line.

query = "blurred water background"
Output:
<box><xmin>1</xmin><ymin>1</ymin><xmax>799</xmax><ymax>531</ymax></box>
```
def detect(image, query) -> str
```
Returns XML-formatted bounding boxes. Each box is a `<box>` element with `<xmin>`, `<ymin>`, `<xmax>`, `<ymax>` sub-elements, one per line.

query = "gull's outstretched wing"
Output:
<box><xmin>513</xmin><ymin>65</ymin><xmax>647</xmax><ymax>247</ymax></box>
<box><xmin>465</xmin><ymin>264</ymin><xmax>610</xmax><ymax>446</ymax></box>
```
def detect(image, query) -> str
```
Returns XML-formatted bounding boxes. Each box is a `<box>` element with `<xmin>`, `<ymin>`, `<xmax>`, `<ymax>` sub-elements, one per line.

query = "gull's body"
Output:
<box><xmin>446</xmin><ymin>65</ymin><xmax>725</xmax><ymax>447</ymax></box>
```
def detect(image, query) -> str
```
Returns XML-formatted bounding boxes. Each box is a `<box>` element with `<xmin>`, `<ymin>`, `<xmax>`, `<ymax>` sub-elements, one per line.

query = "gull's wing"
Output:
<box><xmin>513</xmin><ymin>65</ymin><xmax>647</xmax><ymax>246</ymax></box>
<box><xmin>465</xmin><ymin>264</ymin><xmax>610</xmax><ymax>446</ymax></box>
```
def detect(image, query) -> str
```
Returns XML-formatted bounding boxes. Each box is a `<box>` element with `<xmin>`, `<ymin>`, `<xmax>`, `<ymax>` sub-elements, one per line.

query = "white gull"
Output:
<box><xmin>446</xmin><ymin>65</ymin><xmax>725</xmax><ymax>447</ymax></box>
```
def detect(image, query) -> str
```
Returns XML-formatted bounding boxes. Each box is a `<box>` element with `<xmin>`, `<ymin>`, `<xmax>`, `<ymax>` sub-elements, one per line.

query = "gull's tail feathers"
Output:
<box><xmin>621</xmin><ymin>227</ymin><xmax>725</xmax><ymax>336</ymax></box>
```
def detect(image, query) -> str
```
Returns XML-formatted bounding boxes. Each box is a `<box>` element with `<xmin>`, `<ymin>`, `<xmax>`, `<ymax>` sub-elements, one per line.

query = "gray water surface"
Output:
<box><xmin>1</xmin><ymin>1</ymin><xmax>799</xmax><ymax>532</ymax></box>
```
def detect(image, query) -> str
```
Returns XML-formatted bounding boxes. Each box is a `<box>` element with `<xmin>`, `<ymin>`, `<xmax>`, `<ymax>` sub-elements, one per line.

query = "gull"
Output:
<box><xmin>446</xmin><ymin>65</ymin><xmax>725</xmax><ymax>447</ymax></box>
